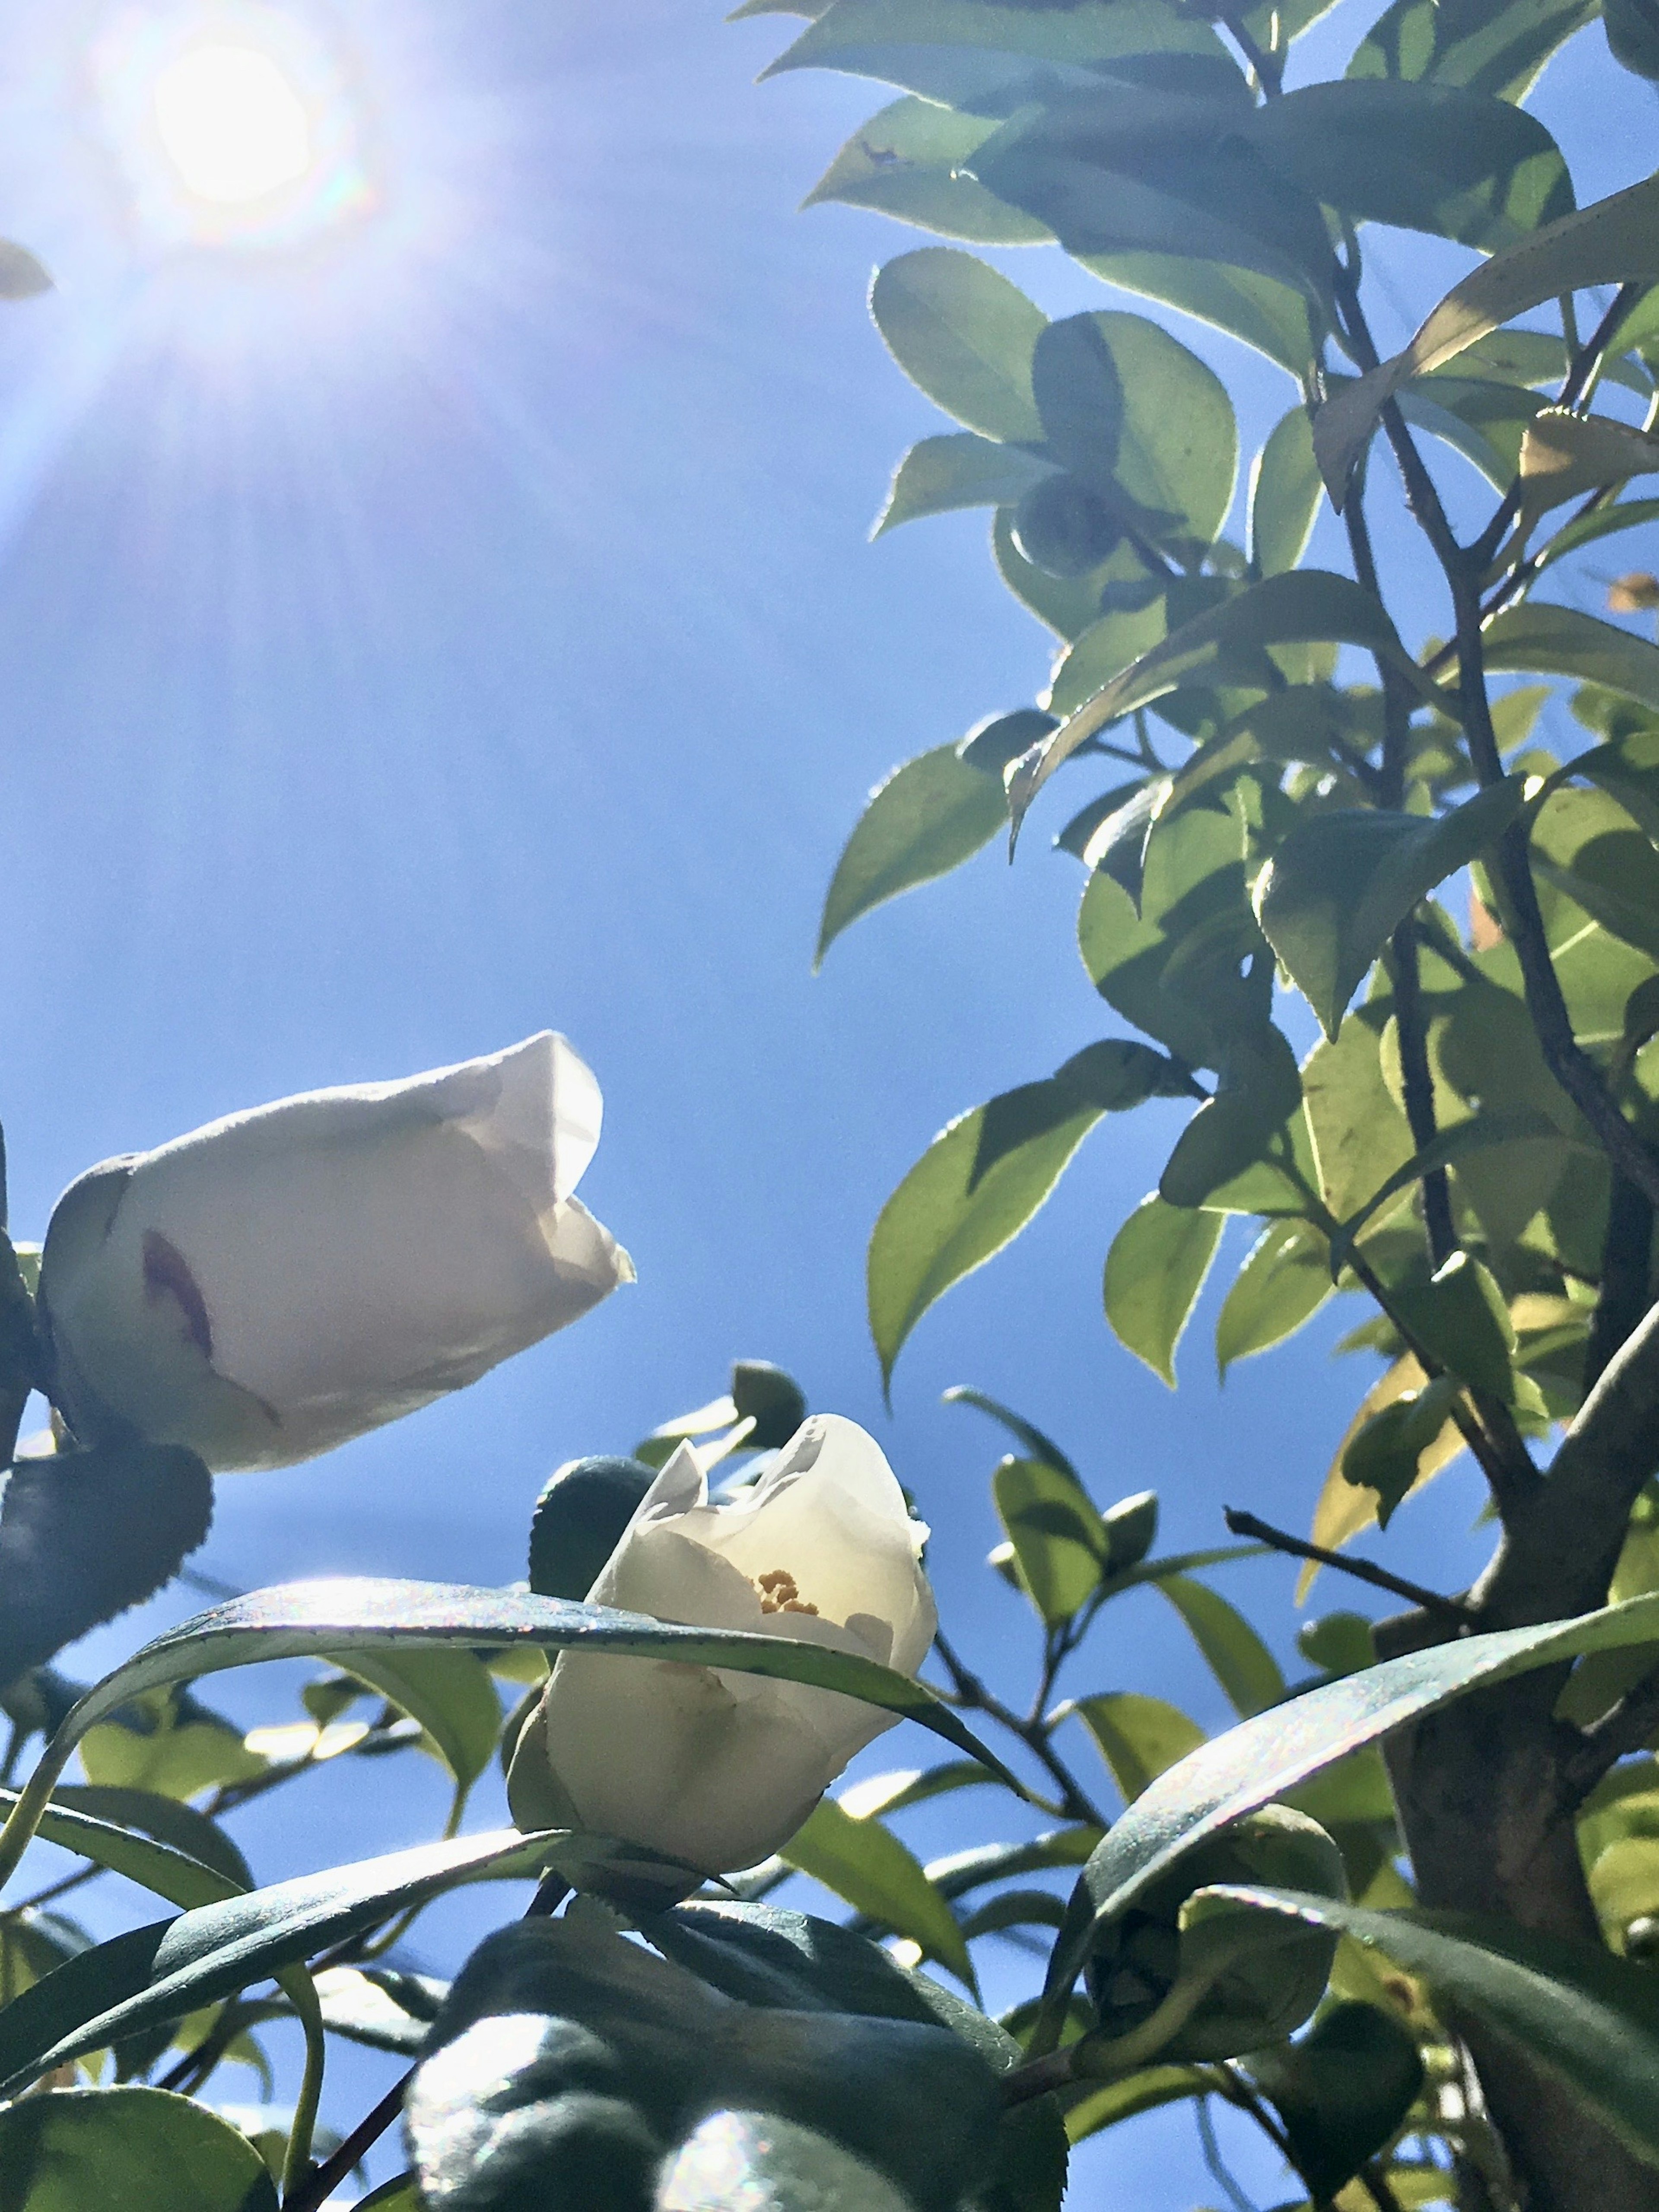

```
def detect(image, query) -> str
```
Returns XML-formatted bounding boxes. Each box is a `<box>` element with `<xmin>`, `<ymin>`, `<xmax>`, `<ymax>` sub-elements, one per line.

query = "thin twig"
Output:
<box><xmin>1562</xmin><ymin>1659</ymin><xmax>1659</xmax><ymax>1804</ymax></box>
<box><xmin>280</xmin><ymin>2064</ymin><xmax>415</xmax><ymax>2212</ymax></box>
<box><xmin>931</xmin><ymin>1627</ymin><xmax>1106</xmax><ymax>1828</ymax></box>
<box><xmin>1223</xmin><ymin>1509</ymin><xmax>1472</xmax><ymax>1624</ymax></box>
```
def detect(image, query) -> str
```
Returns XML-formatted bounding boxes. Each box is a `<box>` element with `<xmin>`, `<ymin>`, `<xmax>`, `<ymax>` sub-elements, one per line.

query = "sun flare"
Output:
<box><xmin>153</xmin><ymin>41</ymin><xmax>311</xmax><ymax>204</ymax></box>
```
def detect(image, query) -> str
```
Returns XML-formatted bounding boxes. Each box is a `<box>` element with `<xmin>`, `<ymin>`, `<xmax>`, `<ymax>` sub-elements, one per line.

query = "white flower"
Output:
<box><xmin>38</xmin><ymin>1033</ymin><xmax>631</xmax><ymax>1473</ymax></box>
<box><xmin>520</xmin><ymin>1414</ymin><xmax>937</xmax><ymax>1874</ymax></box>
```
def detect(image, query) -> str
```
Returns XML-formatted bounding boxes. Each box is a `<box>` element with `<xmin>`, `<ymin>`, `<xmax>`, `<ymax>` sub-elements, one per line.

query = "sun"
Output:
<box><xmin>95</xmin><ymin>4</ymin><xmax>370</xmax><ymax>250</ymax></box>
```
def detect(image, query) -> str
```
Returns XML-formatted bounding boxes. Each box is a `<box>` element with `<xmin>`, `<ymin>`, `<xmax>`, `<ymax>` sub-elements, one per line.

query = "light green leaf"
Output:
<box><xmin>77</xmin><ymin>1693</ymin><xmax>266</xmax><ymax>1804</ymax></box>
<box><xmin>1348</xmin><ymin>0</ymin><xmax>1598</xmax><ymax>101</ymax></box>
<box><xmin>868</xmin><ymin>1042</ymin><xmax>1190</xmax><ymax>1386</ymax></box>
<box><xmin>1072</xmin><ymin>1693</ymin><xmax>1207</xmax><ymax>1803</ymax></box>
<box><xmin>1215</xmin><ymin>1218</ymin><xmax>1335</xmax><ymax>1374</ymax></box>
<box><xmin>0</xmin><ymin>2086</ymin><xmax>280</xmax><ymax>2212</ymax></box>
<box><xmin>941</xmin><ymin>1385</ymin><xmax>1080</xmax><ymax>1481</ymax></box>
<box><xmin>1314</xmin><ymin>174</ymin><xmax>1659</xmax><ymax>501</ymax></box>
<box><xmin>1103</xmin><ymin>1198</ymin><xmax>1224</xmax><ymax>1386</ymax></box>
<box><xmin>1254</xmin><ymin>779</ymin><xmax>1529</xmax><ymax>1038</ymax></box>
<box><xmin>1538</xmin><ymin>495</ymin><xmax>1659</xmax><ymax>573</ymax></box>
<box><xmin>1301</xmin><ymin>1014</ymin><xmax>1416</xmax><ymax>1224</ymax></box>
<box><xmin>817</xmin><ymin>746</ymin><xmax>1009</xmax><ymax>966</ymax></box>
<box><xmin>331</xmin><ymin>1646</ymin><xmax>500</xmax><ymax>1796</ymax></box>
<box><xmin>806</xmin><ymin>98</ymin><xmax>1051</xmax><ymax>244</ymax></box>
<box><xmin>869</xmin><ymin>249</ymin><xmax>1045</xmax><ymax>442</ymax></box>
<box><xmin>781</xmin><ymin>1798</ymin><xmax>976</xmax><ymax>1989</ymax></box>
<box><xmin>1480</xmin><ymin>602</ymin><xmax>1659</xmax><ymax>714</ymax></box>
<box><xmin>993</xmin><ymin>1459</ymin><xmax>1107</xmax><ymax>1626</ymax></box>
<box><xmin>1156</xmin><ymin>1576</ymin><xmax>1285</xmax><ymax>1717</ymax></box>
<box><xmin>874</xmin><ymin>435</ymin><xmax>1053</xmax><ymax>535</ymax></box>
<box><xmin>1062</xmin><ymin>2063</ymin><xmax>1209</xmax><ymax>2145</ymax></box>
<box><xmin>1248</xmin><ymin>406</ymin><xmax>1322</xmax><ymax>577</ymax></box>
<box><xmin>1212</xmin><ymin>1888</ymin><xmax>1659</xmax><ymax>2171</ymax></box>
<box><xmin>1159</xmin><ymin>1024</ymin><xmax>1303</xmax><ymax>1208</ymax></box>
<box><xmin>1079</xmin><ymin>251</ymin><xmax>1316</xmax><ymax>379</ymax></box>
<box><xmin>1514</xmin><ymin>409</ymin><xmax>1659</xmax><ymax>543</ymax></box>
<box><xmin>1011</xmin><ymin>572</ymin><xmax>1441</xmax><ymax>838</ymax></box>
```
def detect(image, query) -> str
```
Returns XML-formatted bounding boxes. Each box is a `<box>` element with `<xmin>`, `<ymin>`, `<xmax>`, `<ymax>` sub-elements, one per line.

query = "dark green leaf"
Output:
<box><xmin>875</xmin><ymin>435</ymin><xmax>1053</xmax><ymax>535</ymax></box>
<box><xmin>1254</xmin><ymin>780</ymin><xmax>1528</xmax><ymax>1038</ymax></box>
<box><xmin>818</xmin><ymin>745</ymin><xmax>1008</xmax><ymax>966</ymax></box>
<box><xmin>0</xmin><ymin>2086</ymin><xmax>279</xmax><ymax>2212</ymax></box>
<box><xmin>1159</xmin><ymin>1025</ymin><xmax>1303</xmax><ymax>1208</ymax></box>
<box><xmin>807</xmin><ymin>99</ymin><xmax>1051</xmax><ymax>244</ymax></box>
<box><xmin>782</xmin><ymin>1799</ymin><xmax>976</xmax><ymax>1987</ymax></box>
<box><xmin>1483</xmin><ymin>602</ymin><xmax>1659</xmax><ymax>710</ymax></box>
<box><xmin>1245</xmin><ymin>2000</ymin><xmax>1424</xmax><ymax>2198</ymax></box>
<box><xmin>528</xmin><ymin>1457</ymin><xmax>655</xmax><ymax>1604</ymax></box>
<box><xmin>1342</xmin><ymin>1375</ymin><xmax>1465</xmax><ymax>1528</ymax></box>
<box><xmin>1348</xmin><ymin>0</ymin><xmax>1598</xmax><ymax>101</ymax></box>
<box><xmin>1211</xmin><ymin>1888</ymin><xmax>1659</xmax><ymax>2171</ymax></box>
<box><xmin>1103</xmin><ymin>1198</ymin><xmax>1224</xmax><ymax>1386</ymax></box>
<box><xmin>1392</xmin><ymin>1250</ymin><xmax>1526</xmax><ymax>1402</ymax></box>
<box><xmin>868</xmin><ymin>1045</ymin><xmax>1187</xmax><ymax>1386</ymax></box>
<box><xmin>48</xmin><ymin>1787</ymin><xmax>252</xmax><ymax>1893</ymax></box>
<box><xmin>869</xmin><ymin>249</ymin><xmax>1045</xmax><ymax>442</ymax></box>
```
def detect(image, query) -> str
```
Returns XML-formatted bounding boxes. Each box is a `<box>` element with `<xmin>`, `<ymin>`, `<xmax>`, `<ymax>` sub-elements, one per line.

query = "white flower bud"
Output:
<box><xmin>39</xmin><ymin>1033</ymin><xmax>631</xmax><ymax>1472</ymax></box>
<box><xmin>523</xmin><ymin>1415</ymin><xmax>937</xmax><ymax>1875</ymax></box>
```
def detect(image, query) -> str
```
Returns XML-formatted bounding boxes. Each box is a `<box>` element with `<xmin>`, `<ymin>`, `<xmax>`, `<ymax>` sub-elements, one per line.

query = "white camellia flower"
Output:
<box><xmin>517</xmin><ymin>1414</ymin><xmax>937</xmax><ymax>1874</ymax></box>
<box><xmin>38</xmin><ymin>1033</ymin><xmax>631</xmax><ymax>1473</ymax></box>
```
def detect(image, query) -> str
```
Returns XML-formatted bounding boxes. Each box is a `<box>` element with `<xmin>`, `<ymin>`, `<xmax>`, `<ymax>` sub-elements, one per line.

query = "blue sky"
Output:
<box><xmin>0</xmin><ymin>1</ymin><xmax>1653</xmax><ymax>2199</ymax></box>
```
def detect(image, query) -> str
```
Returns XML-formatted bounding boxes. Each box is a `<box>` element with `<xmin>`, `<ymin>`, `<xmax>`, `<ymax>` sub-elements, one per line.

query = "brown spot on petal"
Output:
<box><xmin>142</xmin><ymin>1230</ymin><xmax>213</xmax><ymax>1362</ymax></box>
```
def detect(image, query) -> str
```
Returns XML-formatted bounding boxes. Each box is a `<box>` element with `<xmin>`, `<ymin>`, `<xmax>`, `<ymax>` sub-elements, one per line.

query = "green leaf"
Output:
<box><xmin>1215</xmin><ymin>1218</ymin><xmax>1335</xmax><ymax>1374</ymax></box>
<box><xmin>1248</xmin><ymin>406</ymin><xmax>1322</xmax><ymax>578</ymax></box>
<box><xmin>1254</xmin><ymin>779</ymin><xmax>1529</xmax><ymax>1038</ymax></box>
<box><xmin>48</xmin><ymin>1788</ymin><xmax>252</xmax><ymax>1893</ymax></box>
<box><xmin>2</xmin><ymin>1582</ymin><xmax>1016</xmax><ymax>1829</ymax></box>
<box><xmin>1072</xmin><ymin>1693</ymin><xmax>1207</xmax><ymax>1803</ymax></box>
<box><xmin>0</xmin><ymin>1788</ymin><xmax>244</xmax><ymax>1915</ymax></box>
<box><xmin>941</xmin><ymin>1386</ymin><xmax>1080</xmax><ymax>1481</ymax></box>
<box><xmin>1481</xmin><ymin>607</ymin><xmax>1659</xmax><ymax>726</ymax></box>
<box><xmin>1244</xmin><ymin>80</ymin><xmax>1573</xmax><ymax>251</ymax></box>
<box><xmin>1302</xmin><ymin>1013</ymin><xmax>1416</xmax><ymax>1224</ymax></box>
<box><xmin>1081</xmin><ymin>253</ymin><xmax>1316</xmax><ymax>380</ymax></box>
<box><xmin>0</xmin><ymin>2086</ymin><xmax>280</xmax><ymax>2212</ymax></box>
<box><xmin>1036</xmin><ymin>1591</ymin><xmax>1659</xmax><ymax>2028</ymax></box>
<box><xmin>869</xmin><ymin>249</ymin><xmax>1045</xmax><ymax>442</ymax></box>
<box><xmin>1329</xmin><ymin>1105</ymin><xmax>1577</xmax><ymax>1262</ymax></box>
<box><xmin>1010</xmin><ymin>572</ymin><xmax>1441</xmax><ymax>838</ymax></box>
<box><xmin>868</xmin><ymin>1043</ymin><xmax>1189</xmax><ymax>1386</ymax></box>
<box><xmin>1245</xmin><ymin>2000</ymin><xmax>1425</xmax><ymax>2199</ymax></box>
<box><xmin>817</xmin><ymin>745</ymin><xmax>1009</xmax><ymax>966</ymax></box>
<box><xmin>1342</xmin><ymin>1374</ymin><xmax>1465</xmax><ymax>1528</ymax></box>
<box><xmin>1348</xmin><ymin>0</ymin><xmax>1599</xmax><ymax>101</ymax></box>
<box><xmin>1392</xmin><ymin>1250</ymin><xmax>1526</xmax><ymax>1402</ymax></box>
<box><xmin>78</xmin><ymin>1691</ymin><xmax>267</xmax><ymax>1803</ymax></box>
<box><xmin>312</xmin><ymin>1964</ymin><xmax>446</xmax><ymax>2055</ymax></box>
<box><xmin>1212</xmin><ymin>1888</ymin><xmax>1659</xmax><ymax>2172</ymax></box>
<box><xmin>763</xmin><ymin>0</ymin><xmax>1236</xmax><ymax>107</ymax></box>
<box><xmin>993</xmin><ymin>1459</ymin><xmax>1107</xmax><ymax>1626</ymax></box>
<box><xmin>1103</xmin><ymin>1198</ymin><xmax>1224</xmax><ymax>1386</ymax></box>
<box><xmin>1514</xmin><ymin>409</ymin><xmax>1659</xmax><ymax>544</ymax></box>
<box><xmin>1159</xmin><ymin>1024</ymin><xmax>1304</xmax><ymax>1209</ymax></box>
<box><xmin>1538</xmin><ymin>495</ymin><xmax>1659</xmax><ymax>573</ymax></box>
<box><xmin>1156</xmin><ymin>1576</ymin><xmax>1285</xmax><ymax>1717</ymax></box>
<box><xmin>806</xmin><ymin>98</ymin><xmax>1052</xmax><ymax>245</ymax></box>
<box><xmin>0</xmin><ymin>242</ymin><xmax>52</xmax><ymax>302</ymax></box>
<box><xmin>1314</xmin><ymin>174</ymin><xmax>1659</xmax><ymax>500</ymax></box>
<box><xmin>352</xmin><ymin>2180</ymin><xmax>421</xmax><ymax>2212</ymax></box>
<box><xmin>528</xmin><ymin>1456</ymin><xmax>655</xmax><ymax>1602</ymax></box>
<box><xmin>1033</xmin><ymin>313</ymin><xmax>1237</xmax><ymax>554</ymax></box>
<box><xmin>874</xmin><ymin>435</ymin><xmax>1053</xmax><ymax>535</ymax></box>
<box><xmin>331</xmin><ymin>1646</ymin><xmax>500</xmax><ymax>1796</ymax></box>
<box><xmin>838</xmin><ymin>1763</ymin><xmax>993</xmax><ymax>1821</ymax></box>
<box><xmin>1061</xmin><ymin>2063</ymin><xmax>1209</xmax><ymax>2145</ymax></box>
<box><xmin>0</xmin><ymin>1828</ymin><xmax>563</xmax><ymax>2098</ymax></box>
<box><xmin>782</xmin><ymin>1798</ymin><xmax>977</xmax><ymax>1989</ymax></box>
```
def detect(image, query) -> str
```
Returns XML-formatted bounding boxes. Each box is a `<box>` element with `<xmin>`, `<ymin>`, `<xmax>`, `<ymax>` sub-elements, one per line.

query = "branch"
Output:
<box><xmin>1223</xmin><ymin>1508</ymin><xmax>1472</xmax><ymax>1623</ymax></box>
<box><xmin>932</xmin><ymin>1627</ymin><xmax>1106</xmax><ymax>1828</ymax></box>
<box><xmin>281</xmin><ymin>2064</ymin><xmax>415</xmax><ymax>2212</ymax></box>
<box><xmin>1487</xmin><ymin>1297</ymin><xmax>1659</xmax><ymax>1624</ymax></box>
<box><xmin>1562</xmin><ymin>1659</ymin><xmax>1659</xmax><ymax>1804</ymax></box>
<box><xmin>1386</xmin><ymin>924</ymin><xmax>1457</xmax><ymax>1268</ymax></box>
<box><xmin>1584</xmin><ymin>1176</ymin><xmax>1656</xmax><ymax>1397</ymax></box>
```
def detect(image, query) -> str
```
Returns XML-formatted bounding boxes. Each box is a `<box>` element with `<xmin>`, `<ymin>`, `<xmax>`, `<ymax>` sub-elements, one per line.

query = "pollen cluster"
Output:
<box><xmin>756</xmin><ymin>1568</ymin><xmax>819</xmax><ymax>1617</ymax></box>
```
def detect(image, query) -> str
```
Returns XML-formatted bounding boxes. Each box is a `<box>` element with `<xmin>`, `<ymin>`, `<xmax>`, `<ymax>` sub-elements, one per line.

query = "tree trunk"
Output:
<box><xmin>1375</xmin><ymin>1629</ymin><xmax>1659</xmax><ymax>2212</ymax></box>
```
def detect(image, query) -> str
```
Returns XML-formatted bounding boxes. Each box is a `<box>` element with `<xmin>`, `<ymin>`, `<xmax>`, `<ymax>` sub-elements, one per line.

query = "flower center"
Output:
<box><xmin>755</xmin><ymin>1568</ymin><xmax>819</xmax><ymax>1618</ymax></box>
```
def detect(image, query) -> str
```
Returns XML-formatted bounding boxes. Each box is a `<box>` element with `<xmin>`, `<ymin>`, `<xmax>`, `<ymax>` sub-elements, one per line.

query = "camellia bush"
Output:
<box><xmin>8</xmin><ymin>1</ymin><xmax>1659</xmax><ymax>2209</ymax></box>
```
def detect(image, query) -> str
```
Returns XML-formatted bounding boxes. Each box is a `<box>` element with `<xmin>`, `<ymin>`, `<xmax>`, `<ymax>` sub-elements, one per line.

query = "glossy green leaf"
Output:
<box><xmin>1248</xmin><ymin>406</ymin><xmax>1322</xmax><ymax>577</ymax></box>
<box><xmin>1215</xmin><ymin>1218</ymin><xmax>1334</xmax><ymax>1374</ymax></box>
<box><xmin>1348</xmin><ymin>0</ymin><xmax>1598</xmax><ymax>101</ymax></box>
<box><xmin>1072</xmin><ymin>1693</ymin><xmax>1207</xmax><ymax>1803</ymax></box>
<box><xmin>1245</xmin><ymin>1999</ymin><xmax>1424</xmax><ymax>2199</ymax></box>
<box><xmin>1103</xmin><ymin>1198</ymin><xmax>1224</xmax><ymax>1386</ymax></box>
<box><xmin>868</xmin><ymin>1042</ymin><xmax>1190</xmax><ymax>1386</ymax></box>
<box><xmin>1037</xmin><ymin>1591</ymin><xmax>1659</xmax><ymax>2025</ymax></box>
<box><xmin>1315</xmin><ymin>174</ymin><xmax>1659</xmax><ymax>499</ymax></box>
<box><xmin>1011</xmin><ymin>572</ymin><xmax>1440</xmax><ymax>837</ymax></box>
<box><xmin>1156</xmin><ymin>1576</ymin><xmax>1284</xmax><ymax>1717</ymax></box>
<box><xmin>869</xmin><ymin>249</ymin><xmax>1045</xmax><ymax>442</ymax></box>
<box><xmin>806</xmin><ymin>98</ymin><xmax>1051</xmax><ymax>244</ymax></box>
<box><xmin>0</xmin><ymin>1828</ymin><xmax>569</xmax><ymax>2101</ymax></box>
<box><xmin>1244</xmin><ymin>80</ymin><xmax>1572</xmax><ymax>250</ymax></box>
<box><xmin>1</xmin><ymin>1582</ymin><xmax>1015</xmax><ymax>1839</ymax></box>
<box><xmin>875</xmin><ymin>435</ymin><xmax>1052</xmax><ymax>536</ymax></box>
<box><xmin>818</xmin><ymin>746</ymin><xmax>1008</xmax><ymax>966</ymax></box>
<box><xmin>993</xmin><ymin>1459</ymin><xmax>1107</xmax><ymax>1625</ymax></box>
<box><xmin>1254</xmin><ymin>779</ymin><xmax>1528</xmax><ymax>1038</ymax></box>
<box><xmin>1213</xmin><ymin>1888</ymin><xmax>1659</xmax><ymax>2171</ymax></box>
<box><xmin>782</xmin><ymin>1799</ymin><xmax>976</xmax><ymax>1989</ymax></box>
<box><xmin>0</xmin><ymin>2086</ymin><xmax>280</xmax><ymax>2212</ymax></box>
